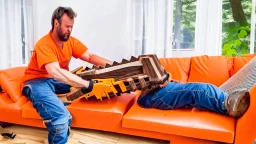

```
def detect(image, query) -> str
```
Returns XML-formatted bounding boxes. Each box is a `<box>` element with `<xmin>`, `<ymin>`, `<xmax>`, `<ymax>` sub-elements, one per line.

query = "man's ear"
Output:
<box><xmin>54</xmin><ymin>19</ymin><xmax>59</xmax><ymax>27</ymax></box>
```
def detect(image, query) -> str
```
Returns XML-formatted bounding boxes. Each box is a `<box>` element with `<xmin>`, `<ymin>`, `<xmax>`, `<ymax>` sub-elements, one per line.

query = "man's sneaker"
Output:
<box><xmin>225</xmin><ymin>89</ymin><xmax>250</xmax><ymax>118</ymax></box>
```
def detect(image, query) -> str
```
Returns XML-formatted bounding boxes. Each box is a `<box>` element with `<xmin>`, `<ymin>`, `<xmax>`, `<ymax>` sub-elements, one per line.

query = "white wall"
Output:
<box><xmin>33</xmin><ymin>0</ymin><xmax>132</xmax><ymax>70</ymax></box>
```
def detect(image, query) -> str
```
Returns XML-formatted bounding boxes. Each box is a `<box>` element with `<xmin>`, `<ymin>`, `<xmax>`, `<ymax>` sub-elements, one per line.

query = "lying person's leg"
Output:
<box><xmin>220</xmin><ymin>56</ymin><xmax>256</xmax><ymax>94</ymax></box>
<box><xmin>137</xmin><ymin>81</ymin><xmax>250</xmax><ymax>117</ymax></box>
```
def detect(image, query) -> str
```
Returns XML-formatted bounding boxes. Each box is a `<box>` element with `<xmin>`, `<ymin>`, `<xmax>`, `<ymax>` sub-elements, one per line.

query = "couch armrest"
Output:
<box><xmin>234</xmin><ymin>84</ymin><xmax>256</xmax><ymax>144</ymax></box>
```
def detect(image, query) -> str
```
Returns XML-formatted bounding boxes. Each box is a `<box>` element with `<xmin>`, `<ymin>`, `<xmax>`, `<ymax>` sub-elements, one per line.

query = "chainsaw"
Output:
<box><xmin>65</xmin><ymin>54</ymin><xmax>169</xmax><ymax>101</ymax></box>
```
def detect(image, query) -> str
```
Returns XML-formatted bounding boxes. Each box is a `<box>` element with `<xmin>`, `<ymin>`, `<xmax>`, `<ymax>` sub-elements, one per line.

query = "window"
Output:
<box><xmin>172</xmin><ymin>0</ymin><xmax>196</xmax><ymax>50</ymax></box>
<box><xmin>21</xmin><ymin>0</ymin><xmax>34</xmax><ymax>65</ymax></box>
<box><xmin>131</xmin><ymin>0</ymin><xmax>223</xmax><ymax>58</ymax></box>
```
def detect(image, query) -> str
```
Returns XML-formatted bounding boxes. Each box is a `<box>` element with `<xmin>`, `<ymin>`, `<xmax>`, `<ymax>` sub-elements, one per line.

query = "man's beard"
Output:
<box><xmin>57</xmin><ymin>27</ymin><xmax>70</xmax><ymax>42</ymax></box>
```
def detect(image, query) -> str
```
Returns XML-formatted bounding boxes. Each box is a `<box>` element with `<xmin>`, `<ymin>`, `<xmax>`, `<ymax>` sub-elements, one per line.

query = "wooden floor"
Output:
<box><xmin>0</xmin><ymin>125</ymin><xmax>169</xmax><ymax>144</ymax></box>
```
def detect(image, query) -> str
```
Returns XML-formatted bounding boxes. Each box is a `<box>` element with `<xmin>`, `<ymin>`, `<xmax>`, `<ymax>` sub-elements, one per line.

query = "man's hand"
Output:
<box><xmin>159</xmin><ymin>72</ymin><xmax>170</xmax><ymax>88</ymax></box>
<box><xmin>81</xmin><ymin>80</ymin><xmax>94</xmax><ymax>94</ymax></box>
<box><xmin>160</xmin><ymin>80</ymin><xmax>168</xmax><ymax>88</ymax></box>
<box><xmin>45</xmin><ymin>62</ymin><xmax>90</xmax><ymax>88</ymax></box>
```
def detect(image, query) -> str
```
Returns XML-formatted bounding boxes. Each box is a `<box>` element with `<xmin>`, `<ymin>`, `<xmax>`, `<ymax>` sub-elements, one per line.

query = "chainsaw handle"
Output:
<box><xmin>81</xmin><ymin>80</ymin><xmax>94</xmax><ymax>94</ymax></box>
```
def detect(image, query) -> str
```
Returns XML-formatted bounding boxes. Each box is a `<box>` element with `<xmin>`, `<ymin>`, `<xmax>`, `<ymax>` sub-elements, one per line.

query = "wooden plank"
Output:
<box><xmin>127</xmin><ymin>78</ymin><xmax>137</xmax><ymax>91</ymax></box>
<box><xmin>141</xmin><ymin>57</ymin><xmax>162</xmax><ymax>83</ymax></box>
<box><xmin>78</xmin><ymin>61</ymin><xmax>143</xmax><ymax>81</ymax></box>
<box><xmin>144</xmin><ymin>54</ymin><xmax>165</xmax><ymax>76</ymax></box>
<box><xmin>138</xmin><ymin>75</ymin><xmax>148</xmax><ymax>89</ymax></box>
<box><xmin>66</xmin><ymin>87</ymin><xmax>86</xmax><ymax>101</ymax></box>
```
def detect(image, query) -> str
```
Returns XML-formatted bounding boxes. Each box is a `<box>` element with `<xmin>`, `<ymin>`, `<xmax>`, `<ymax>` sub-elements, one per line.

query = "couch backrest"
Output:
<box><xmin>159</xmin><ymin>57</ymin><xmax>191</xmax><ymax>83</ymax></box>
<box><xmin>230</xmin><ymin>54</ymin><xmax>256</xmax><ymax>76</ymax></box>
<box><xmin>187</xmin><ymin>55</ymin><xmax>233</xmax><ymax>86</ymax></box>
<box><xmin>0</xmin><ymin>67</ymin><xmax>26</xmax><ymax>102</ymax></box>
<box><xmin>160</xmin><ymin>55</ymin><xmax>234</xmax><ymax>87</ymax></box>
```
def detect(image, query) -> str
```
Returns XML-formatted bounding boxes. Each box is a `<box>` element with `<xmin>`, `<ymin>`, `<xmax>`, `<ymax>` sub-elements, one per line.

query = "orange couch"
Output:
<box><xmin>0</xmin><ymin>55</ymin><xmax>255</xmax><ymax>144</ymax></box>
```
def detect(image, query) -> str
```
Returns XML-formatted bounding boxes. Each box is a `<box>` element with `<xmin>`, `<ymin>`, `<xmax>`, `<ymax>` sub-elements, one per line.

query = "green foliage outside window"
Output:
<box><xmin>172</xmin><ymin>0</ymin><xmax>252</xmax><ymax>55</ymax></box>
<box><xmin>222</xmin><ymin>0</ymin><xmax>252</xmax><ymax>56</ymax></box>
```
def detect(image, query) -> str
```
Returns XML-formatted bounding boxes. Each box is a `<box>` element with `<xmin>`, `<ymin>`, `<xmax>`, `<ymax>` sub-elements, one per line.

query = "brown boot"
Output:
<box><xmin>225</xmin><ymin>89</ymin><xmax>250</xmax><ymax>118</ymax></box>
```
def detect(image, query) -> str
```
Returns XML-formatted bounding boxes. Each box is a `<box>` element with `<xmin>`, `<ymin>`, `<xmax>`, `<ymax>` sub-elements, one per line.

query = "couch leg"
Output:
<box><xmin>0</xmin><ymin>122</ymin><xmax>9</xmax><ymax>128</ymax></box>
<box><xmin>0</xmin><ymin>122</ymin><xmax>16</xmax><ymax>139</ymax></box>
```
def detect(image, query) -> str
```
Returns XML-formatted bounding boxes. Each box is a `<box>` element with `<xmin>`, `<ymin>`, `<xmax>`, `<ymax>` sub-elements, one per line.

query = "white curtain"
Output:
<box><xmin>250</xmin><ymin>0</ymin><xmax>256</xmax><ymax>54</ymax></box>
<box><xmin>23</xmin><ymin>0</ymin><xmax>34</xmax><ymax>65</ymax></box>
<box><xmin>194</xmin><ymin>0</ymin><xmax>223</xmax><ymax>56</ymax></box>
<box><xmin>0</xmin><ymin>0</ymin><xmax>33</xmax><ymax>69</ymax></box>
<box><xmin>0</xmin><ymin>0</ymin><xmax>22</xmax><ymax>69</ymax></box>
<box><xmin>129</xmin><ymin>0</ymin><xmax>172</xmax><ymax>58</ymax></box>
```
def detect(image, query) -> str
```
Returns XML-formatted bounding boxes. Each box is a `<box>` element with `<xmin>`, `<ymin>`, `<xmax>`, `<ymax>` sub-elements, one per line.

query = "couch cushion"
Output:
<box><xmin>230</xmin><ymin>55</ymin><xmax>255</xmax><ymax>76</ymax></box>
<box><xmin>187</xmin><ymin>55</ymin><xmax>231</xmax><ymax>86</ymax></box>
<box><xmin>159</xmin><ymin>57</ymin><xmax>191</xmax><ymax>82</ymax></box>
<box><xmin>0</xmin><ymin>67</ymin><xmax>26</xmax><ymax>102</ymax></box>
<box><xmin>22</xmin><ymin>93</ymin><xmax>136</xmax><ymax>128</ymax></box>
<box><xmin>0</xmin><ymin>93</ymin><xmax>28</xmax><ymax>110</ymax></box>
<box><xmin>22</xmin><ymin>101</ymin><xmax>41</xmax><ymax>119</ymax></box>
<box><xmin>122</xmin><ymin>101</ymin><xmax>235</xmax><ymax>143</ymax></box>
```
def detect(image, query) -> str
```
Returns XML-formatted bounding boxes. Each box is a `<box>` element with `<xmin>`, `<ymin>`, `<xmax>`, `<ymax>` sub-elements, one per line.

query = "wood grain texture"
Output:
<box><xmin>78</xmin><ymin>61</ymin><xmax>143</xmax><ymax>81</ymax></box>
<box><xmin>0</xmin><ymin>125</ymin><xmax>169</xmax><ymax>144</ymax></box>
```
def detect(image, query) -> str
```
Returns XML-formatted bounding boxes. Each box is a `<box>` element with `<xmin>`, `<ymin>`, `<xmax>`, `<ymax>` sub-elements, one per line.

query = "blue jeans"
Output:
<box><xmin>22</xmin><ymin>78</ymin><xmax>72</xmax><ymax>144</ymax></box>
<box><xmin>137</xmin><ymin>81</ymin><xmax>228</xmax><ymax>114</ymax></box>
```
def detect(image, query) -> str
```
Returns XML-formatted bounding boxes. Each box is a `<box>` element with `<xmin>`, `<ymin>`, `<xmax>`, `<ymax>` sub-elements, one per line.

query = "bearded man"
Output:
<box><xmin>21</xmin><ymin>6</ymin><xmax>112</xmax><ymax>144</ymax></box>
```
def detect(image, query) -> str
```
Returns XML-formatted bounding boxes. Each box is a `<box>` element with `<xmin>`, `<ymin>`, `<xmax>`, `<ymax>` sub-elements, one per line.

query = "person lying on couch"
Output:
<box><xmin>137</xmin><ymin>72</ymin><xmax>250</xmax><ymax>118</ymax></box>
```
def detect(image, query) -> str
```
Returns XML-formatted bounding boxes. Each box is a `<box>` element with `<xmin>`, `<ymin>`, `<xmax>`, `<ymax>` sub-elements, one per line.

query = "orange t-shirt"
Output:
<box><xmin>21</xmin><ymin>31</ymin><xmax>88</xmax><ymax>85</ymax></box>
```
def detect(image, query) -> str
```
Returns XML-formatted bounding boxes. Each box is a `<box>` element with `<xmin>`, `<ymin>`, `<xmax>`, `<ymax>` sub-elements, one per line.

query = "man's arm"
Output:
<box><xmin>45</xmin><ymin>62</ymin><xmax>90</xmax><ymax>88</ymax></box>
<box><xmin>79</xmin><ymin>51</ymin><xmax>112</xmax><ymax>66</ymax></box>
